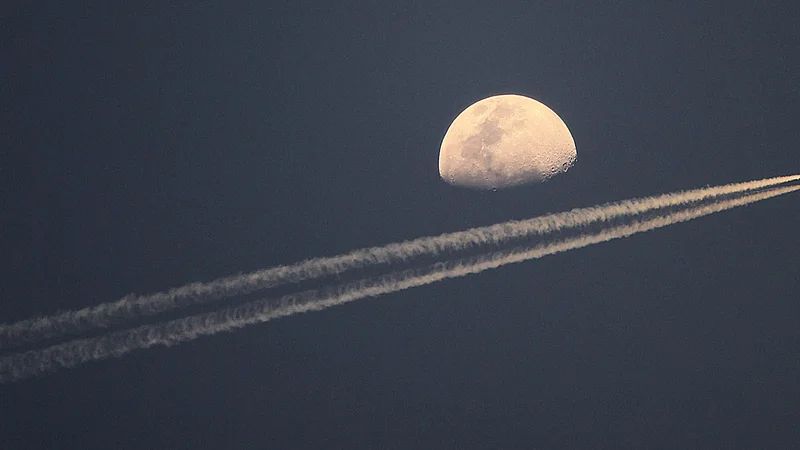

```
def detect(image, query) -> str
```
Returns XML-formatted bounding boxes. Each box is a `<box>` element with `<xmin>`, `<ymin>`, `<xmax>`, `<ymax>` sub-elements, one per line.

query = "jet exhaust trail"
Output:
<box><xmin>1</xmin><ymin>174</ymin><xmax>798</xmax><ymax>349</ymax></box>
<box><xmin>1</xmin><ymin>183</ymin><xmax>797</xmax><ymax>383</ymax></box>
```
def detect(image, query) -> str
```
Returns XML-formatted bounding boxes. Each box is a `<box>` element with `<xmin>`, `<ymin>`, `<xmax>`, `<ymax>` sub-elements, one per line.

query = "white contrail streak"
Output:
<box><xmin>1</xmin><ymin>174</ymin><xmax>798</xmax><ymax>349</ymax></box>
<box><xmin>1</xmin><ymin>183</ymin><xmax>797</xmax><ymax>383</ymax></box>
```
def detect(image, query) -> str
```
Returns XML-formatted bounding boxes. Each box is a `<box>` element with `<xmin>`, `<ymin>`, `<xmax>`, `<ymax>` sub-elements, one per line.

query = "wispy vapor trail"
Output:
<box><xmin>1</xmin><ymin>174</ymin><xmax>798</xmax><ymax>349</ymax></box>
<box><xmin>1</xmin><ymin>183</ymin><xmax>797</xmax><ymax>383</ymax></box>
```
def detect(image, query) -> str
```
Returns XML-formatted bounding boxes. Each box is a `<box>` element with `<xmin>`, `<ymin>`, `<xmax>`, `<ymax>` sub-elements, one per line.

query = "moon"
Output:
<box><xmin>438</xmin><ymin>94</ymin><xmax>576</xmax><ymax>190</ymax></box>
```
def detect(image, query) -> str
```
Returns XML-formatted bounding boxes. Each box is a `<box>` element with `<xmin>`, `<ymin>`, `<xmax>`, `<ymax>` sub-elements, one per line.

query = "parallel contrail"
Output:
<box><xmin>1</xmin><ymin>183</ymin><xmax>797</xmax><ymax>383</ymax></box>
<box><xmin>1</xmin><ymin>174</ymin><xmax>798</xmax><ymax>349</ymax></box>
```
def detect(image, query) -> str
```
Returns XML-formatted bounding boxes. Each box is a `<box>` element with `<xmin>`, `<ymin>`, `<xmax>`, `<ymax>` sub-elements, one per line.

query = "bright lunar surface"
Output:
<box><xmin>439</xmin><ymin>94</ymin><xmax>576</xmax><ymax>189</ymax></box>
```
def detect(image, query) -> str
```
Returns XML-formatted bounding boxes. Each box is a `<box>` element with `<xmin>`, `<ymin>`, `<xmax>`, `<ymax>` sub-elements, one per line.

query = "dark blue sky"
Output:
<box><xmin>2</xmin><ymin>1</ymin><xmax>799</xmax><ymax>448</ymax></box>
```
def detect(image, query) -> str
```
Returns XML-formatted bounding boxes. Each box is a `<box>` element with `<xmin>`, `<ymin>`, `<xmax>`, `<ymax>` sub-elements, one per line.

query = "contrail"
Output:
<box><xmin>1</xmin><ymin>183</ymin><xmax>797</xmax><ymax>383</ymax></box>
<box><xmin>1</xmin><ymin>174</ymin><xmax>798</xmax><ymax>349</ymax></box>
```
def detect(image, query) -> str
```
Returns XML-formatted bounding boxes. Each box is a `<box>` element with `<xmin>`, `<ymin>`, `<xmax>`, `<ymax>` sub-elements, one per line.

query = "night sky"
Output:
<box><xmin>2</xmin><ymin>1</ymin><xmax>800</xmax><ymax>448</ymax></box>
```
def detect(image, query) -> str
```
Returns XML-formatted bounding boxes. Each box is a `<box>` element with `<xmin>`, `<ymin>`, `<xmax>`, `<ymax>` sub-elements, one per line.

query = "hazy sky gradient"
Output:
<box><xmin>2</xmin><ymin>1</ymin><xmax>799</xmax><ymax>448</ymax></box>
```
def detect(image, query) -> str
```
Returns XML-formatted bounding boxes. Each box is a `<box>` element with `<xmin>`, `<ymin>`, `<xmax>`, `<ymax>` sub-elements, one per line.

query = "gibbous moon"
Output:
<box><xmin>439</xmin><ymin>94</ymin><xmax>576</xmax><ymax>189</ymax></box>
